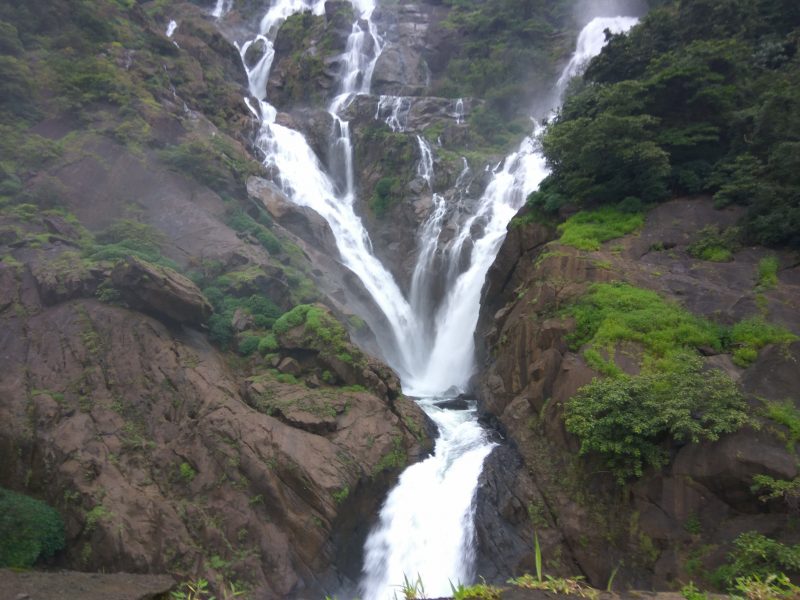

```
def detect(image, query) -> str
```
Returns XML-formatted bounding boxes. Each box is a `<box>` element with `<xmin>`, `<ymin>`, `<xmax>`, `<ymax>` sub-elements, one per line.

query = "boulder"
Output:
<box><xmin>110</xmin><ymin>257</ymin><xmax>212</xmax><ymax>326</ymax></box>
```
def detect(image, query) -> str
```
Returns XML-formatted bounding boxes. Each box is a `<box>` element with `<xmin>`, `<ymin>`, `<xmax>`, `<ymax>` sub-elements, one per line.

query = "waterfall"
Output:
<box><xmin>359</xmin><ymin>16</ymin><xmax>639</xmax><ymax>599</ymax></box>
<box><xmin>454</xmin><ymin>98</ymin><xmax>465</xmax><ymax>125</ymax></box>
<box><xmin>375</xmin><ymin>95</ymin><xmax>411</xmax><ymax>132</ymax></box>
<box><xmin>228</xmin><ymin>3</ymin><xmax>637</xmax><ymax>596</ymax></box>
<box><xmin>555</xmin><ymin>16</ymin><xmax>639</xmax><ymax>94</ymax></box>
<box><xmin>415</xmin><ymin>136</ymin><xmax>435</xmax><ymax>190</ymax></box>
<box><xmin>211</xmin><ymin>0</ymin><xmax>232</xmax><ymax>19</ymax></box>
<box><xmin>166</xmin><ymin>20</ymin><xmax>178</xmax><ymax>38</ymax></box>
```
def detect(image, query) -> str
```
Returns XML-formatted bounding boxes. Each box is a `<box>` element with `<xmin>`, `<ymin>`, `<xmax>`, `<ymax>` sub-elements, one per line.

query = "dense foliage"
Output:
<box><xmin>565</xmin><ymin>356</ymin><xmax>746</xmax><ymax>482</ymax></box>
<box><xmin>0</xmin><ymin>487</ymin><xmax>65</xmax><ymax>568</ymax></box>
<box><xmin>563</xmin><ymin>282</ymin><xmax>795</xmax><ymax>480</ymax></box>
<box><xmin>530</xmin><ymin>0</ymin><xmax>800</xmax><ymax>248</ymax></box>
<box><xmin>436</xmin><ymin>0</ymin><xmax>574</xmax><ymax>121</ymax></box>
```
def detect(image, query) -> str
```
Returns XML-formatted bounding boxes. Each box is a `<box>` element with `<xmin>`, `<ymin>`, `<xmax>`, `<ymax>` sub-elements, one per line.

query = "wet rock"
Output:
<box><xmin>434</xmin><ymin>398</ymin><xmax>470</xmax><ymax>410</ymax></box>
<box><xmin>231</xmin><ymin>308</ymin><xmax>254</xmax><ymax>332</ymax></box>
<box><xmin>110</xmin><ymin>256</ymin><xmax>212</xmax><ymax>326</ymax></box>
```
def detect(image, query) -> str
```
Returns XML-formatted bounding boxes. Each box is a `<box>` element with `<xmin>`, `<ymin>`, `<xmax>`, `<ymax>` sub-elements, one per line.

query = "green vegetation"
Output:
<box><xmin>370</xmin><ymin>176</ymin><xmax>401</xmax><ymax>218</ymax></box>
<box><xmin>561</xmin><ymin>282</ymin><xmax>798</xmax><ymax>481</ymax></box>
<box><xmin>529</xmin><ymin>0</ymin><xmax>800</xmax><ymax>249</ymax></box>
<box><xmin>565</xmin><ymin>356</ymin><xmax>746</xmax><ymax>482</ymax></box>
<box><xmin>179</xmin><ymin>462</ymin><xmax>196</xmax><ymax>483</ymax></box>
<box><xmin>712</xmin><ymin>532</ymin><xmax>800</xmax><ymax>590</ymax></box>
<box><xmin>751</xmin><ymin>474</ymin><xmax>800</xmax><ymax>508</ymax></box>
<box><xmin>86</xmin><ymin>219</ymin><xmax>178</xmax><ymax>270</ymax></box>
<box><xmin>226</xmin><ymin>209</ymin><xmax>282</xmax><ymax>255</ymax></box>
<box><xmin>687</xmin><ymin>226</ymin><xmax>740</xmax><ymax>262</ymax></box>
<box><xmin>450</xmin><ymin>579</ymin><xmax>503</xmax><ymax>600</ymax></box>
<box><xmin>763</xmin><ymin>400</ymin><xmax>800</xmax><ymax>450</ymax></box>
<box><xmin>557</xmin><ymin>207</ymin><xmax>643</xmax><ymax>251</ymax></box>
<box><xmin>756</xmin><ymin>256</ymin><xmax>779</xmax><ymax>290</ymax></box>
<box><xmin>729</xmin><ymin>317</ymin><xmax>797</xmax><ymax>367</ymax></box>
<box><xmin>332</xmin><ymin>486</ymin><xmax>349</xmax><ymax>505</ymax></box>
<box><xmin>507</xmin><ymin>533</ymin><xmax>598</xmax><ymax>599</ymax></box>
<box><xmin>0</xmin><ymin>487</ymin><xmax>65</xmax><ymax>568</ymax></box>
<box><xmin>567</xmin><ymin>282</ymin><xmax>723</xmax><ymax>373</ymax></box>
<box><xmin>160</xmin><ymin>137</ymin><xmax>261</xmax><ymax>196</ymax></box>
<box><xmin>436</xmin><ymin>0</ymin><xmax>572</xmax><ymax>122</ymax></box>
<box><xmin>373</xmin><ymin>436</ymin><xmax>407</xmax><ymax>476</ymax></box>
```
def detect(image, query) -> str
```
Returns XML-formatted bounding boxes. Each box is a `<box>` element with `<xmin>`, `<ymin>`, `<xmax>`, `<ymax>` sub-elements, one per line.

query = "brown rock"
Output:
<box><xmin>111</xmin><ymin>256</ymin><xmax>212</xmax><ymax>325</ymax></box>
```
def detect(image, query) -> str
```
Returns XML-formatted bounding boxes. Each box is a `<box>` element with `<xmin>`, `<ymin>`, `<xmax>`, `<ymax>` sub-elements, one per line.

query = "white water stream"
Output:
<box><xmin>224</xmin><ymin>3</ymin><xmax>637</xmax><ymax>596</ymax></box>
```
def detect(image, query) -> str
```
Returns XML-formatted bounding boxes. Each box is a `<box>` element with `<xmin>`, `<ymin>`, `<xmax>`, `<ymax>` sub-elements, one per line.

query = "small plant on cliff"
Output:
<box><xmin>0</xmin><ymin>486</ymin><xmax>65</xmax><ymax>568</ymax></box>
<box><xmin>396</xmin><ymin>573</ymin><xmax>426</xmax><ymax>599</ymax></box>
<box><xmin>712</xmin><ymin>532</ymin><xmax>800</xmax><ymax>590</ymax></box>
<box><xmin>507</xmin><ymin>533</ymin><xmax>598</xmax><ymax>599</ymax></box>
<box><xmin>565</xmin><ymin>355</ymin><xmax>747</xmax><ymax>482</ymax></box>
<box><xmin>450</xmin><ymin>578</ymin><xmax>503</xmax><ymax>599</ymax></box>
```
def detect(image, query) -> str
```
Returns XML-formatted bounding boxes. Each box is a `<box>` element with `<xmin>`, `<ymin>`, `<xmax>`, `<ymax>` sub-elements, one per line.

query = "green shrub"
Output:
<box><xmin>178</xmin><ymin>462</ymin><xmax>196</xmax><ymax>482</ymax></box>
<box><xmin>763</xmin><ymin>400</ymin><xmax>800</xmax><ymax>449</ymax></box>
<box><xmin>86</xmin><ymin>219</ymin><xmax>178</xmax><ymax>269</ymax></box>
<box><xmin>757</xmin><ymin>256</ymin><xmax>779</xmax><ymax>289</ymax></box>
<box><xmin>712</xmin><ymin>532</ymin><xmax>800</xmax><ymax>589</ymax></box>
<box><xmin>225</xmin><ymin>209</ymin><xmax>282</xmax><ymax>255</ymax></box>
<box><xmin>565</xmin><ymin>355</ymin><xmax>747</xmax><ymax>482</ymax></box>
<box><xmin>687</xmin><ymin>226</ymin><xmax>740</xmax><ymax>262</ymax></box>
<box><xmin>370</xmin><ymin>177</ymin><xmax>399</xmax><ymax>218</ymax></box>
<box><xmin>273</xmin><ymin>304</ymin><xmax>312</xmax><ymax>335</ymax></box>
<box><xmin>557</xmin><ymin>208</ymin><xmax>644</xmax><ymax>251</ymax></box>
<box><xmin>238</xmin><ymin>335</ymin><xmax>260</xmax><ymax>356</ymax></box>
<box><xmin>729</xmin><ymin>317</ymin><xmax>797</xmax><ymax>367</ymax></box>
<box><xmin>0</xmin><ymin>487</ymin><xmax>65</xmax><ymax>567</ymax></box>
<box><xmin>257</xmin><ymin>333</ymin><xmax>279</xmax><ymax>355</ymax></box>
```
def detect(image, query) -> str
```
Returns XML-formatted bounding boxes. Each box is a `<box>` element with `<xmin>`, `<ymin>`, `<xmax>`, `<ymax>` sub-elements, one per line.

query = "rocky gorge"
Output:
<box><xmin>1</xmin><ymin>0</ymin><xmax>799</xmax><ymax>598</ymax></box>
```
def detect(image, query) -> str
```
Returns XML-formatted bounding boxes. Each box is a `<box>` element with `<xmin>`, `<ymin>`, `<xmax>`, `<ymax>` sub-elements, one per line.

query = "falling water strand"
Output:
<box><xmin>359</xmin><ymin>16</ymin><xmax>639</xmax><ymax>600</ymax></box>
<box><xmin>211</xmin><ymin>0</ymin><xmax>232</xmax><ymax>19</ymax></box>
<box><xmin>375</xmin><ymin>95</ymin><xmax>411</xmax><ymax>132</ymax></box>
<box><xmin>416</xmin><ymin>136</ymin><xmax>434</xmax><ymax>190</ymax></box>
<box><xmin>454</xmin><ymin>98</ymin><xmax>465</xmax><ymax>124</ymax></box>
<box><xmin>166</xmin><ymin>20</ymin><xmax>178</xmax><ymax>37</ymax></box>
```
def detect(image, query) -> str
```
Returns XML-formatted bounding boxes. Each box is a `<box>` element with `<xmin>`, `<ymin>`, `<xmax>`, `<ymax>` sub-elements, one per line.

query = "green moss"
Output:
<box><xmin>0</xmin><ymin>487</ymin><xmax>65</xmax><ymax>568</ymax></box>
<box><xmin>566</xmin><ymin>282</ymin><xmax>723</xmax><ymax>372</ymax></box>
<box><xmin>373</xmin><ymin>436</ymin><xmax>407</xmax><ymax>477</ymax></box>
<box><xmin>729</xmin><ymin>317</ymin><xmax>797</xmax><ymax>367</ymax></box>
<box><xmin>557</xmin><ymin>208</ymin><xmax>644</xmax><ymax>251</ymax></box>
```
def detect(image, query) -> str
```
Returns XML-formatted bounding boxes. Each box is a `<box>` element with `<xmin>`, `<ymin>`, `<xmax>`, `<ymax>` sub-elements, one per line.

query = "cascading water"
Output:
<box><xmin>359</xmin><ymin>16</ymin><xmax>639</xmax><ymax>599</ymax></box>
<box><xmin>224</xmin><ymin>2</ymin><xmax>637</xmax><ymax>596</ymax></box>
<box><xmin>375</xmin><ymin>95</ymin><xmax>411</xmax><ymax>132</ymax></box>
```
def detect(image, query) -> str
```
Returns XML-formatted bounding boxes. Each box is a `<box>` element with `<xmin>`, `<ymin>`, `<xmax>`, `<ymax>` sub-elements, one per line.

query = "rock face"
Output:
<box><xmin>0</xmin><ymin>216</ymin><xmax>433</xmax><ymax>598</ymax></box>
<box><xmin>473</xmin><ymin>199</ymin><xmax>800</xmax><ymax>589</ymax></box>
<box><xmin>111</xmin><ymin>257</ymin><xmax>213</xmax><ymax>325</ymax></box>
